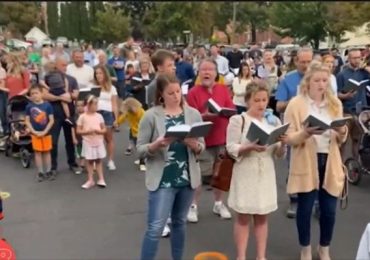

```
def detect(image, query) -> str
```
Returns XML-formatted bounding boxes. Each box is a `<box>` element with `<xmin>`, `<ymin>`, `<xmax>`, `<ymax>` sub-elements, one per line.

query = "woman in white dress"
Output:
<box><xmin>226</xmin><ymin>80</ymin><xmax>287</xmax><ymax>260</ymax></box>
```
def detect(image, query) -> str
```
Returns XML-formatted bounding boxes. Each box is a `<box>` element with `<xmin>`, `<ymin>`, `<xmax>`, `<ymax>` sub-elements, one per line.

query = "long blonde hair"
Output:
<box><xmin>6</xmin><ymin>52</ymin><xmax>25</xmax><ymax>76</ymax></box>
<box><xmin>298</xmin><ymin>61</ymin><xmax>341</xmax><ymax>117</ymax></box>
<box><xmin>120</xmin><ymin>97</ymin><xmax>142</xmax><ymax>114</ymax></box>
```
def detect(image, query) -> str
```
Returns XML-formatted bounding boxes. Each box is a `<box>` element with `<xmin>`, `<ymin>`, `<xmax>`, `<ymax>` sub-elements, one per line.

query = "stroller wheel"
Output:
<box><xmin>345</xmin><ymin>158</ymin><xmax>362</xmax><ymax>185</ymax></box>
<box><xmin>20</xmin><ymin>148</ymin><xmax>31</xmax><ymax>168</ymax></box>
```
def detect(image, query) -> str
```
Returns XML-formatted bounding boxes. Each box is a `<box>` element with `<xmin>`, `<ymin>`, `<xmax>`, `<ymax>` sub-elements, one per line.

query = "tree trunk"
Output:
<box><xmin>224</xmin><ymin>31</ymin><xmax>231</xmax><ymax>44</ymax></box>
<box><xmin>251</xmin><ymin>22</ymin><xmax>257</xmax><ymax>44</ymax></box>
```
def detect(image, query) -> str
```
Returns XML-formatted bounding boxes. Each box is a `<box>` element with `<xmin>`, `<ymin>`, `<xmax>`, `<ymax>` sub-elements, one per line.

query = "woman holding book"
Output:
<box><xmin>226</xmin><ymin>80</ymin><xmax>286</xmax><ymax>260</ymax></box>
<box><xmin>283</xmin><ymin>61</ymin><xmax>348</xmax><ymax>260</ymax></box>
<box><xmin>137</xmin><ymin>73</ymin><xmax>205</xmax><ymax>260</ymax></box>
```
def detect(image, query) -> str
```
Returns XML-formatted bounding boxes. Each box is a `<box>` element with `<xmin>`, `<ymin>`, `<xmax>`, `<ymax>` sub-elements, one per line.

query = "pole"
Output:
<box><xmin>232</xmin><ymin>2</ymin><xmax>237</xmax><ymax>44</ymax></box>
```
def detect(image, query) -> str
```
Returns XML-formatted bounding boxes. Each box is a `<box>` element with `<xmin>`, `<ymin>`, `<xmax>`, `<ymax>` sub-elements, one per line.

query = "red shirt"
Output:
<box><xmin>6</xmin><ymin>71</ymin><xmax>30</xmax><ymax>99</ymax></box>
<box><xmin>187</xmin><ymin>84</ymin><xmax>235</xmax><ymax>147</ymax></box>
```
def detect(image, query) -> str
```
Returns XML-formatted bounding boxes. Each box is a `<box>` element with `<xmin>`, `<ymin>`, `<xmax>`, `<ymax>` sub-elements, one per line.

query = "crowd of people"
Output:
<box><xmin>1</xmin><ymin>35</ymin><xmax>370</xmax><ymax>260</ymax></box>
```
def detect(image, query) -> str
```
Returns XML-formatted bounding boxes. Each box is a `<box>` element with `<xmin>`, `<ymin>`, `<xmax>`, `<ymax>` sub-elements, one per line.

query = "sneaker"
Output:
<box><xmin>161</xmin><ymin>224</ymin><xmax>170</xmax><ymax>237</ymax></box>
<box><xmin>213</xmin><ymin>202</ymin><xmax>232</xmax><ymax>219</ymax></box>
<box><xmin>107</xmin><ymin>160</ymin><xmax>116</xmax><ymax>171</ymax></box>
<box><xmin>286</xmin><ymin>202</ymin><xmax>297</xmax><ymax>219</ymax></box>
<box><xmin>134</xmin><ymin>159</ymin><xmax>140</xmax><ymax>165</ymax></box>
<box><xmin>44</xmin><ymin>171</ymin><xmax>51</xmax><ymax>180</ymax></box>
<box><xmin>139</xmin><ymin>164</ymin><xmax>146</xmax><ymax>172</ymax></box>
<box><xmin>49</xmin><ymin>170</ymin><xmax>57</xmax><ymax>181</ymax></box>
<box><xmin>81</xmin><ymin>181</ymin><xmax>95</xmax><ymax>189</ymax></box>
<box><xmin>125</xmin><ymin>148</ymin><xmax>133</xmax><ymax>156</ymax></box>
<box><xmin>97</xmin><ymin>179</ymin><xmax>107</xmax><ymax>188</ymax></box>
<box><xmin>187</xmin><ymin>204</ymin><xmax>199</xmax><ymax>223</ymax></box>
<box><xmin>70</xmin><ymin>165</ymin><xmax>82</xmax><ymax>175</ymax></box>
<box><xmin>37</xmin><ymin>172</ymin><xmax>46</xmax><ymax>182</ymax></box>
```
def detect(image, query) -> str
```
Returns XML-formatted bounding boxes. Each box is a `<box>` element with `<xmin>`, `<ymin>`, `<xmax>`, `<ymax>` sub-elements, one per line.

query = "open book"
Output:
<box><xmin>181</xmin><ymin>79</ymin><xmax>193</xmax><ymax>95</ymax></box>
<box><xmin>78</xmin><ymin>87</ymin><xmax>101</xmax><ymax>101</ymax></box>
<box><xmin>164</xmin><ymin>121</ymin><xmax>213</xmax><ymax>139</ymax></box>
<box><xmin>303</xmin><ymin>114</ymin><xmax>352</xmax><ymax>131</ymax></box>
<box><xmin>207</xmin><ymin>98</ymin><xmax>237</xmax><ymax>117</ymax></box>
<box><xmin>342</xmin><ymin>79</ymin><xmax>370</xmax><ymax>93</ymax></box>
<box><xmin>246</xmin><ymin>120</ymin><xmax>290</xmax><ymax>146</ymax></box>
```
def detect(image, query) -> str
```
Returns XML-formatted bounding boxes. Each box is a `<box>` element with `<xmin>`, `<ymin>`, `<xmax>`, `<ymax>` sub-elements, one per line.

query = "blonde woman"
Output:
<box><xmin>93</xmin><ymin>65</ymin><xmax>119</xmax><ymax>171</ymax></box>
<box><xmin>232</xmin><ymin>62</ymin><xmax>253</xmax><ymax>114</ymax></box>
<box><xmin>227</xmin><ymin>80</ymin><xmax>286</xmax><ymax>260</ymax></box>
<box><xmin>5</xmin><ymin>52</ymin><xmax>30</xmax><ymax>100</ymax></box>
<box><xmin>284</xmin><ymin>61</ymin><xmax>348</xmax><ymax>260</ymax></box>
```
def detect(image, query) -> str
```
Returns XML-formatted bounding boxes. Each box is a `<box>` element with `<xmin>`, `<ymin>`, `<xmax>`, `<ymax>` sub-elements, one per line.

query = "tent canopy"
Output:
<box><xmin>25</xmin><ymin>27</ymin><xmax>49</xmax><ymax>45</ymax></box>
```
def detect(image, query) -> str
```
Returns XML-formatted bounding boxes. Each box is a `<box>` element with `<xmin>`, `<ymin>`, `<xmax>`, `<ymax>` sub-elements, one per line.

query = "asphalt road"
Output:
<box><xmin>1</xmin><ymin>124</ymin><xmax>369</xmax><ymax>260</ymax></box>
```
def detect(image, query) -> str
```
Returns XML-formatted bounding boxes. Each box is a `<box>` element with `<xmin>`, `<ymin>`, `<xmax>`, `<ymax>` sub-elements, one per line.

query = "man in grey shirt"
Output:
<box><xmin>146</xmin><ymin>49</ymin><xmax>176</xmax><ymax>108</ymax></box>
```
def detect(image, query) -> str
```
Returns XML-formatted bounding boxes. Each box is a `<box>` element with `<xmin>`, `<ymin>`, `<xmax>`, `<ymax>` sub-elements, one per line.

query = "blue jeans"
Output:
<box><xmin>141</xmin><ymin>186</ymin><xmax>194</xmax><ymax>260</ymax></box>
<box><xmin>296</xmin><ymin>153</ymin><xmax>337</xmax><ymax>246</ymax></box>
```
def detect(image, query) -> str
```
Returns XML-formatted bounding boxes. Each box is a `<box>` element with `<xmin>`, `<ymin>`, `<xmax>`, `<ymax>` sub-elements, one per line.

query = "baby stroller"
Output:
<box><xmin>4</xmin><ymin>95</ymin><xmax>33</xmax><ymax>168</ymax></box>
<box><xmin>344</xmin><ymin>109</ymin><xmax>370</xmax><ymax>185</ymax></box>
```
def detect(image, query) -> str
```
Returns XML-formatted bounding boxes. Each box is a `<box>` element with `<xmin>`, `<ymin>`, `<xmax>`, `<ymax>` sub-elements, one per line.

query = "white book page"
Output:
<box><xmin>349</xmin><ymin>78</ymin><xmax>361</xmax><ymax>86</ymax></box>
<box><xmin>181</xmin><ymin>84</ymin><xmax>189</xmax><ymax>95</ymax></box>
<box><xmin>132</xmin><ymin>76</ymin><xmax>142</xmax><ymax>82</ymax></box>
<box><xmin>167</xmin><ymin>124</ymin><xmax>191</xmax><ymax>132</ymax></box>
<box><xmin>208</xmin><ymin>98</ymin><xmax>221</xmax><ymax>112</ymax></box>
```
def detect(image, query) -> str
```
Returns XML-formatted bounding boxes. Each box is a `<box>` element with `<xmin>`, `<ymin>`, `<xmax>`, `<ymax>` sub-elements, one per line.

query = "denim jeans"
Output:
<box><xmin>141</xmin><ymin>186</ymin><xmax>194</xmax><ymax>260</ymax></box>
<box><xmin>296</xmin><ymin>153</ymin><xmax>337</xmax><ymax>247</ymax></box>
<box><xmin>50</xmin><ymin>103</ymin><xmax>76</xmax><ymax>171</ymax></box>
<box><xmin>0</xmin><ymin>91</ymin><xmax>8</xmax><ymax>134</ymax></box>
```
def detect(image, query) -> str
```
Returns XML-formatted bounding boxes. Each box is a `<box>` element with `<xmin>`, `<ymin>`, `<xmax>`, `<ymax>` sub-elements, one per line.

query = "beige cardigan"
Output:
<box><xmin>284</xmin><ymin>95</ymin><xmax>348</xmax><ymax>197</ymax></box>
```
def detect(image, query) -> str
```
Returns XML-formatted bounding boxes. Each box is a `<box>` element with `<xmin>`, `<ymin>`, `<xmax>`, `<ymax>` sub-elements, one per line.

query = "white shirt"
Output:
<box><xmin>97</xmin><ymin>86</ymin><xmax>117</xmax><ymax>112</ymax></box>
<box><xmin>214</xmin><ymin>55</ymin><xmax>229</xmax><ymax>75</ymax></box>
<box><xmin>66</xmin><ymin>64</ymin><xmax>94</xmax><ymax>89</ymax></box>
<box><xmin>306</xmin><ymin>96</ymin><xmax>331</xmax><ymax>154</ymax></box>
<box><xmin>232</xmin><ymin>77</ymin><xmax>252</xmax><ymax>107</ymax></box>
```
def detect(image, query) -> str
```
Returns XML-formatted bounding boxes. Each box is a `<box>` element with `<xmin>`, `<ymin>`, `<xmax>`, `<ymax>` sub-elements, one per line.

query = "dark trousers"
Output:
<box><xmin>0</xmin><ymin>91</ymin><xmax>8</xmax><ymax>134</ymax></box>
<box><xmin>296</xmin><ymin>153</ymin><xmax>337</xmax><ymax>246</ymax></box>
<box><xmin>50</xmin><ymin>104</ymin><xmax>76</xmax><ymax>171</ymax></box>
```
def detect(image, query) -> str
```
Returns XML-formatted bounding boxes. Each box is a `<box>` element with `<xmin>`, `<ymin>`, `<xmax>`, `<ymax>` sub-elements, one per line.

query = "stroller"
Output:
<box><xmin>4</xmin><ymin>95</ymin><xmax>33</xmax><ymax>168</ymax></box>
<box><xmin>344</xmin><ymin>109</ymin><xmax>370</xmax><ymax>185</ymax></box>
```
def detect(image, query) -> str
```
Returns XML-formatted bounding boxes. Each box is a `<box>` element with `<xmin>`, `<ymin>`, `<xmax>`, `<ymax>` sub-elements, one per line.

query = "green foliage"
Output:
<box><xmin>92</xmin><ymin>5</ymin><xmax>131</xmax><ymax>43</ymax></box>
<box><xmin>0</xmin><ymin>2</ymin><xmax>40</xmax><ymax>36</ymax></box>
<box><xmin>142</xmin><ymin>2</ymin><xmax>214</xmax><ymax>43</ymax></box>
<box><xmin>47</xmin><ymin>2</ymin><xmax>59</xmax><ymax>38</ymax></box>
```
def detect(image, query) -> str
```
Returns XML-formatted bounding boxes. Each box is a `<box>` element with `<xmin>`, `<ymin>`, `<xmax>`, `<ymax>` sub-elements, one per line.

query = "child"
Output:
<box><xmin>76</xmin><ymin>95</ymin><xmax>107</xmax><ymax>189</ymax></box>
<box><xmin>125</xmin><ymin>64</ymin><xmax>136</xmax><ymax>97</ymax></box>
<box><xmin>42</xmin><ymin>61</ymin><xmax>73</xmax><ymax>125</ymax></box>
<box><xmin>117</xmin><ymin>97</ymin><xmax>146</xmax><ymax>171</ymax></box>
<box><xmin>25</xmin><ymin>84</ymin><xmax>55</xmax><ymax>182</ymax></box>
<box><xmin>73</xmin><ymin>100</ymin><xmax>85</xmax><ymax>172</ymax></box>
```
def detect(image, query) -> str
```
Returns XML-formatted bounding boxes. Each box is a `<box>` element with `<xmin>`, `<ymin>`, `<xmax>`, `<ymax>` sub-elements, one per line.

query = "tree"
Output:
<box><xmin>88</xmin><ymin>2</ymin><xmax>105</xmax><ymax>41</ymax></box>
<box><xmin>92</xmin><ymin>5</ymin><xmax>131</xmax><ymax>43</ymax></box>
<box><xmin>269</xmin><ymin>2</ymin><xmax>328</xmax><ymax>49</ymax></box>
<box><xmin>47</xmin><ymin>2</ymin><xmax>59</xmax><ymax>38</ymax></box>
<box><xmin>142</xmin><ymin>2</ymin><xmax>214</xmax><ymax>43</ymax></box>
<box><xmin>0</xmin><ymin>2</ymin><xmax>41</xmax><ymax>37</ymax></box>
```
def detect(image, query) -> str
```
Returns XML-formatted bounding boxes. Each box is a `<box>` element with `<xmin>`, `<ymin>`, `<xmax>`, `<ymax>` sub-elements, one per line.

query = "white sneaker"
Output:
<box><xmin>134</xmin><ymin>159</ymin><xmax>140</xmax><ymax>165</ymax></box>
<box><xmin>107</xmin><ymin>160</ymin><xmax>116</xmax><ymax>171</ymax></box>
<box><xmin>187</xmin><ymin>204</ymin><xmax>198</xmax><ymax>223</ymax></box>
<box><xmin>139</xmin><ymin>164</ymin><xmax>146</xmax><ymax>172</ymax></box>
<box><xmin>161</xmin><ymin>224</ymin><xmax>170</xmax><ymax>237</ymax></box>
<box><xmin>213</xmin><ymin>202</ymin><xmax>232</xmax><ymax>219</ymax></box>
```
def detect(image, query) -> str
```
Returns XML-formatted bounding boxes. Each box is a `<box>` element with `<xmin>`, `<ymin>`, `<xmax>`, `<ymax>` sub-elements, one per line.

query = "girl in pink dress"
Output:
<box><xmin>76</xmin><ymin>95</ymin><xmax>107</xmax><ymax>189</ymax></box>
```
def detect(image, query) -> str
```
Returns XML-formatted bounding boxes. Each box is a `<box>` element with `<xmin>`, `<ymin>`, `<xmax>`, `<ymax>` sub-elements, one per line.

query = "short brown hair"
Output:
<box><xmin>155</xmin><ymin>73</ymin><xmax>183</xmax><ymax>107</ymax></box>
<box><xmin>244</xmin><ymin>80</ymin><xmax>270</xmax><ymax>102</ymax></box>
<box><xmin>151</xmin><ymin>49</ymin><xmax>174</xmax><ymax>71</ymax></box>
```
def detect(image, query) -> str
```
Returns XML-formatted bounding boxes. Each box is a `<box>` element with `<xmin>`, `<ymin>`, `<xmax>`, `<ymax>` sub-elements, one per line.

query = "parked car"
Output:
<box><xmin>6</xmin><ymin>39</ymin><xmax>32</xmax><ymax>50</ymax></box>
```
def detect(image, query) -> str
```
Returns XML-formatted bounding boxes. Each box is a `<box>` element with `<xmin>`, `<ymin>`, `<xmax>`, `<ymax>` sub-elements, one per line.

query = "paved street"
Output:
<box><xmin>1</xmin><ymin>124</ymin><xmax>369</xmax><ymax>260</ymax></box>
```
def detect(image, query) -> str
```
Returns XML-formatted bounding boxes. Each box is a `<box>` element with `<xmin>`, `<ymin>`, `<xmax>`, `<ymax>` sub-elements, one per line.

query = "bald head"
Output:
<box><xmin>98</xmin><ymin>51</ymin><xmax>107</xmax><ymax>65</ymax></box>
<box><xmin>55</xmin><ymin>56</ymin><xmax>68</xmax><ymax>73</ymax></box>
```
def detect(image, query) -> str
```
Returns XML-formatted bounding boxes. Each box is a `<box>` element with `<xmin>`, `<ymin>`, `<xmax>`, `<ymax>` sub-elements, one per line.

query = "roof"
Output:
<box><xmin>25</xmin><ymin>27</ymin><xmax>48</xmax><ymax>43</ymax></box>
